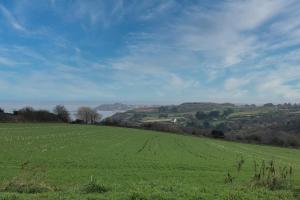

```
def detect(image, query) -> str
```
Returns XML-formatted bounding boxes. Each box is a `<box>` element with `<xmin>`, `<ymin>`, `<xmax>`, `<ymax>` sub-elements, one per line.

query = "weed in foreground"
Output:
<box><xmin>251</xmin><ymin>160</ymin><xmax>293</xmax><ymax>190</ymax></box>
<box><xmin>1</xmin><ymin>164</ymin><xmax>55</xmax><ymax>194</ymax></box>
<box><xmin>224</xmin><ymin>156</ymin><xmax>245</xmax><ymax>184</ymax></box>
<box><xmin>293</xmin><ymin>187</ymin><xmax>300</xmax><ymax>199</ymax></box>
<box><xmin>225</xmin><ymin>172</ymin><xmax>234</xmax><ymax>184</ymax></box>
<box><xmin>2</xmin><ymin>178</ymin><xmax>54</xmax><ymax>194</ymax></box>
<box><xmin>0</xmin><ymin>194</ymin><xmax>18</xmax><ymax>200</ymax></box>
<box><xmin>225</xmin><ymin>158</ymin><xmax>294</xmax><ymax>191</ymax></box>
<box><xmin>129</xmin><ymin>192</ymin><xmax>148</xmax><ymax>200</ymax></box>
<box><xmin>236</xmin><ymin>156</ymin><xmax>245</xmax><ymax>172</ymax></box>
<box><xmin>81</xmin><ymin>176</ymin><xmax>109</xmax><ymax>194</ymax></box>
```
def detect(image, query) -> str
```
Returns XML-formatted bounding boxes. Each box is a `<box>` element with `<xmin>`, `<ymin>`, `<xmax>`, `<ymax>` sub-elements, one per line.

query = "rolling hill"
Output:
<box><xmin>104</xmin><ymin>102</ymin><xmax>300</xmax><ymax>147</ymax></box>
<box><xmin>94</xmin><ymin>103</ymin><xmax>143</xmax><ymax>111</ymax></box>
<box><xmin>0</xmin><ymin>123</ymin><xmax>299</xmax><ymax>199</ymax></box>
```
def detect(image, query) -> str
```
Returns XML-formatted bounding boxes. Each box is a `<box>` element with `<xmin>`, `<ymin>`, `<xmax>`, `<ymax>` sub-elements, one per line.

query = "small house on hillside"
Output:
<box><xmin>172</xmin><ymin>118</ymin><xmax>177</xmax><ymax>124</ymax></box>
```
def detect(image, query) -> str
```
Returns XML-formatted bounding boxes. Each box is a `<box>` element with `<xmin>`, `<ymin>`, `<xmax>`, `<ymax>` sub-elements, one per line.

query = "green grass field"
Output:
<box><xmin>0</xmin><ymin>123</ymin><xmax>299</xmax><ymax>200</ymax></box>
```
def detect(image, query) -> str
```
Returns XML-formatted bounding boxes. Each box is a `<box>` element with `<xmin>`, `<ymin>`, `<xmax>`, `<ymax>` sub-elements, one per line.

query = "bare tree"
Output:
<box><xmin>90</xmin><ymin>110</ymin><xmax>101</xmax><ymax>124</ymax></box>
<box><xmin>76</xmin><ymin>107</ymin><xmax>101</xmax><ymax>124</ymax></box>
<box><xmin>53</xmin><ymin>105</ymin><xmax>70</xmax><ymax>122</ymax></box>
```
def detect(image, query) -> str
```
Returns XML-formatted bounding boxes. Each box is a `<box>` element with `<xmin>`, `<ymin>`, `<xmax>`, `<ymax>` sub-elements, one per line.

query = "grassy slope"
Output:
<box><xmin>0</xmin><ymin>123</ymin><xmax>299</xmax><ymax>200</ymax></box>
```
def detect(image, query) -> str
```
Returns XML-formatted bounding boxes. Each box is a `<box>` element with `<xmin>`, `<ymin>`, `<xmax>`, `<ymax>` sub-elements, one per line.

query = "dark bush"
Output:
<box><xmin>13</xmin><ymin>107</ymin><xmax>61</xmax><ymax>122</ymax></box>
<box><xmin>203</xmin><ymin>121</ymin><xmax>210</xmax><ymax>128</ymax></box>
<box><xmin>142</xmin><ymin>122</ymin><xmax>182</xmax><ymax>134</ymax></box>
<box><xmin>159</xmin><ymin>113</ymin><xmax>168</xmax><ymax>118</ymax></box>
<box><xmin>211</xmin><ymin>130</ymin><xmax>225</xmax><ymax>138</ymax></box>
<box><xmin>223</xmin><ymin>108</ymin><xmax>234</xmax><ymax>116</ymax></box>
<box><xmin>215</xmin><ymin>122</ymin><xmax>230</xmax><ymax>132</ymax></box>
<box><xmin>244</xmin><ymin>134</ymin><xmax>262</xmax><ymax>142</ymax></box>
<box><xmin>34</xmin><ymin>110</ymin><xmax>61</xmax><ymax>122</ymax></box>
<box><xmin>208</xmin><ymin>110</ymin><xmax>220</xmax><ymax>118</ymax></box>
<box><xmin>270</xmin><ymin>136</ymin><xmax>285</xmax><ymax>146</ymax></box>
<box><xmin>71</xmin><ymin>119</ymin><xmax>85</xmax><ymax>124</ymax></box>
<box><xmin>286</xmin><ymin>135</ymin><xmax>300</xmax><ymax>147</ymax></box>
<box><xmin>182</xmin><ymin>127</ymin><xmax>207</xmax><ymax>136</ymax></box>
<box><xmin>195</xmin><ymin>111</ymin><xmax>207</xmax><ymax>120</ymax></box>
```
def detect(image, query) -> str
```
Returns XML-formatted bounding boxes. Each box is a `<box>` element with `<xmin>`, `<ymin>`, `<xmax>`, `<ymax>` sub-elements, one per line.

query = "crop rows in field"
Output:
<box><xmin>0</xmin><ymin>123</ymin><xmax>299</xmax><ymax>199</ymax></box>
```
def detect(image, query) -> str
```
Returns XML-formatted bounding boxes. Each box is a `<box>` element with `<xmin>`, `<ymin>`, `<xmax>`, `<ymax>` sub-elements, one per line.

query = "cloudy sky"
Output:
<box><xmin>1</xmin><ymin>0</ymin><xmax>300</xmax><ymax>104</ymax></box>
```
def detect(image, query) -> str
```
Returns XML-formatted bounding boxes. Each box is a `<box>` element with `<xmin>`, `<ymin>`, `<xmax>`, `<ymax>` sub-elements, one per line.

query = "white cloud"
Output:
<box><xmin>224</xmin><ymin>78</ymin><xmax>251</xmax><ymax>91</ymax></box>
<box><xmin>255</xmin><ymin>65</ymin><xmax>300</xmax><ymax>99</ymax></box>
<box><xmin>139</xmin><ymin>0</ymin><xmax>178</xmax><ymax>20</ymax></box>
<box><xmin>2</xmin><ymin>0</ymin><xmax>300</xmax><ymax>103</ymax></box>
<box><xmin>0</xmin><ymin>68</ymin><xmax>116</xmax><ymax>101</ymax></box>
<box><xmin>222</xmin><ymin>63</ymin><xmax>300</xmax><ymax>102</ymax></box>
<box><xmin>62</xmin><ymin>0</ymin><xmax>126</xmax><ymax>28</ymax></box>
<box><xmin>0</xmin><ymin>4</ymin><xmax>27</xmax><ymax>32</ymax></box>
<box><xmin>173</xmin><ymin>0</ymin><xmax>286</xmax><ymax>67</ymax></box>
<box><xmin>0</xmin><ymin>56</ymin><xmax>15</xmax><ymax>66</ymax></box>
<box><xmin>167</xmin><ymin>74</ymin><xmax>200</xmax><ymax>91</ymax></box>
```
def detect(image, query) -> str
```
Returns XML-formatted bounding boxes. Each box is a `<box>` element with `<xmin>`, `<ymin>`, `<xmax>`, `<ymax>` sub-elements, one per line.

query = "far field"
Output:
<box><xmin>0</xmin><ymin>123</ymin><xmax>299</xmax><ymax>199</ymax></box>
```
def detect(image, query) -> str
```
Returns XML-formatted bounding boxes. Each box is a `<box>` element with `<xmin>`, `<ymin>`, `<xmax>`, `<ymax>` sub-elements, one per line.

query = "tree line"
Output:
<box><xmin>0</xmin><ymin>105</ymin><xmax>101</xmax><ymax>124</ymax></box>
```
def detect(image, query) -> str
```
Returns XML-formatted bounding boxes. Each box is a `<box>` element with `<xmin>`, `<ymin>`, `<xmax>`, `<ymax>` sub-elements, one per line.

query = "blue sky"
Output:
<box><xmin>1</xmin><ymin>0</ymin><xmax>300</xmax><ymax>104</ymax></box>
